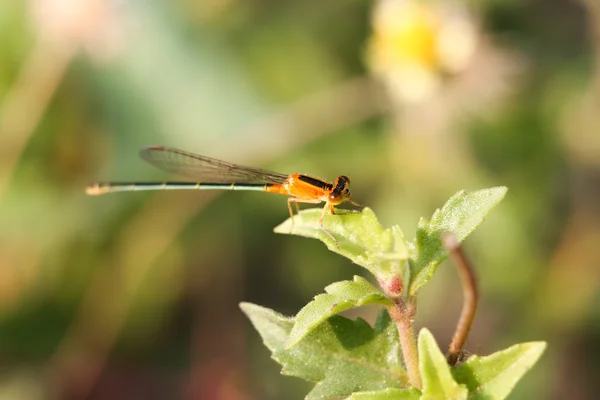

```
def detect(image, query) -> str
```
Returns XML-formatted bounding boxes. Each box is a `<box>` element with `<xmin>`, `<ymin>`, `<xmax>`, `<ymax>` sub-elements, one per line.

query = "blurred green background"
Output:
<box><xmin>1</xmin><ymin>0</ymin><xmax>599</xmax><ymax>399</ymax></box>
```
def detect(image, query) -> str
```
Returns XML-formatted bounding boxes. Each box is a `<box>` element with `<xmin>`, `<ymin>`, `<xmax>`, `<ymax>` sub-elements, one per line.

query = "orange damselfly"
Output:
<box><xmin>86</xmin><ymin>146</ymin><xmax>361</xmax><ymax>239</ymax></box>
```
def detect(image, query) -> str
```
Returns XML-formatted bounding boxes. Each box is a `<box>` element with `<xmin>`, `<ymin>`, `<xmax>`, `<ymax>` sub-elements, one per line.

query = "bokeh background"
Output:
<box><xmin>1</xmin><ymin>0</ymin><xmax>599</xmax><ymax>399</ymax></box>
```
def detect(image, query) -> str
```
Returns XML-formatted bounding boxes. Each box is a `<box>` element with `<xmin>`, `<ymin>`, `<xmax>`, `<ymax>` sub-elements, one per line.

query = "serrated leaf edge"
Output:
<box><xmin>286</xmin><ymin>276</ymin><xmax>392</xmax><ymax>348</ymax></box>
<box><xmin>457</xmin><ymin>341</ymin><xmax>546</xmax><ymax>398</ymax></box>
<box><xmin>409</xmin><ymin>187</ymin><xmax>508</xmax><ymax>295</ymax></box>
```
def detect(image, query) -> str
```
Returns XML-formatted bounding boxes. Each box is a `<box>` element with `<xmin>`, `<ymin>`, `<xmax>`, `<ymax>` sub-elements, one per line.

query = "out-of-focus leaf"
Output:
<box><xmin>347</xmin><ymin>387</ymin><xmax>422</xmax><ymax>399</ymax></box>
<box><xmin>240</xmin><ymin>303</ymin><xmax>408</xmax><ymax>399</ymax></box>
<box><xmin>287</xmin><ymin>275</ymin><xmax>392</xmax><ymax>348</ymax></box>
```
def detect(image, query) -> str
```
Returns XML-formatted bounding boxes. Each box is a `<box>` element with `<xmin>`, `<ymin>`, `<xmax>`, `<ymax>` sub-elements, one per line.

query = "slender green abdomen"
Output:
<box><xmin>86</xmin><ymin>182</ymin><xmax>272</xmax><ymax>196</ymax></box>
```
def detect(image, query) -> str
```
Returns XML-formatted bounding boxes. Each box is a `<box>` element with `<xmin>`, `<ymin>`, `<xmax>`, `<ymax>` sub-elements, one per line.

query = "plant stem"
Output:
<box><xmin>386</xmin><ymin>297</ymin><xmax>421</xmax><ymax>389</ymax></box>
<box><xmin>0</xmin><ymin>41</ymin><xmax>75</xmax><ymax>198</ymax></box>
<box><xmin>442</xmin><ymin>233</ymin><xmax>479</xmax><ymax>366</ymax></box>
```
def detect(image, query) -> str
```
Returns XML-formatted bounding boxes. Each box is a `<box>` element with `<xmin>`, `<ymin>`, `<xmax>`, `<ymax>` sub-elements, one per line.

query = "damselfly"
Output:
<box><xmin>86</xmin><ymin>146</ymin><xmax>361</xmax><ymax>239</ymax></box>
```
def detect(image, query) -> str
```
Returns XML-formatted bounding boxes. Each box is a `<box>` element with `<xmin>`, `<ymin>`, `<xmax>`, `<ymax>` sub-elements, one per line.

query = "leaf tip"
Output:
<box><xmin>524</xmin><ymin>341</ymin><xmax>547</xmax><ymax>359</ymax></box>
<box><xmin>490</xmin><ymin>185</ymin><xmax>508</xmax><ymax>199</ymax></box>
<box><xmin>239</xmin><ymin>301</ymin><xmax>252</xmax><ymax>313</ymax></box>
<box><xmin>418</xmin><ymin>327</ymin><xmax>434</xmax><ymax>339</ymax></box>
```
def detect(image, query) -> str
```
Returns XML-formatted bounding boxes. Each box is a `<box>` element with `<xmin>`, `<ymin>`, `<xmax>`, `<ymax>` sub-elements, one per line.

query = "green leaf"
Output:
<box><xmin>409</xmin><ymin>187</ymin><xmax>507</xmax><ymax>295</ymax></box>
<box><xmin>287</xmin><ymin>276</ymin><xmax>392</xmax><ymax>348</ymax></box>
<box><xmin>274</xmin><ymin>207</ymin><xmax>409</xmax><ymax>279</ymax></box>
<box><xmin>347</xmin><ymin>388</ymin><xmax>422</xmax><ymax>399</ymax></box>
<box><xmin>240</xmin><ymin>303</ymin><xmax>409</xmax><ymax>399</ymax></box>
<box><xmin>419</xmin><ymin>329</ymin><xmax>468</xmax><ymax>400</ymax></box>
<box><xmin>452</xmin><ymin>341</ymin><xmax>546</xmax><ymax>400</ymax></box>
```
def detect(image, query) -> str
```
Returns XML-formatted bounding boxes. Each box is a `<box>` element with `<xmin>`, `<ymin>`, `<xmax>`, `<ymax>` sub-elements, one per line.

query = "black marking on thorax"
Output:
<box><xmin>333</xmin><ymin>176</ymin><xmax>349</xmax><ymax>192</ymax></box>
<box><xmin>297</xmin><ymin>175</ymin><xmax>333</xmax><ymax>190</ymax></box>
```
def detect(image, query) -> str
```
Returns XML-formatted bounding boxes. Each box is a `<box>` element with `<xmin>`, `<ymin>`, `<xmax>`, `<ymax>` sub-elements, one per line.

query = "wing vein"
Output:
<box><xmin>139</xmin><ymin>146</ymin><xmax>289</xmax><ymax>184</ymax></box>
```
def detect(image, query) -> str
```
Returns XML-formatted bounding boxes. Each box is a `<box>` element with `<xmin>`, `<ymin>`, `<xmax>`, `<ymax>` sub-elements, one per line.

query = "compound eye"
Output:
<box><xmin>343</xmin><ymin>188</ymin><xmax>350</xmax><ymax>196</ymax></box>
<box><xmin>329</xmin><ymin>192</ymin><xmax>341</xmax><ymax>202</ymax></box>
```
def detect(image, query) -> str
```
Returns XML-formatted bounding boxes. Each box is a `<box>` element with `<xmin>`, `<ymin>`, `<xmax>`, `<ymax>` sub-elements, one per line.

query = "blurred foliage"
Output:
<box><xmin>0</xmin><ymin>0</ymin><xmax>599</xmax><ymax>399</ymax></box>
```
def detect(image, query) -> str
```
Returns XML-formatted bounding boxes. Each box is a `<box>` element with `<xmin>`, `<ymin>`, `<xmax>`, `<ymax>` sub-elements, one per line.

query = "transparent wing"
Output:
<box><xmin>139</xmin><ymin>146</ymin><xmax>289</xmax><ymax>184</ymax></box>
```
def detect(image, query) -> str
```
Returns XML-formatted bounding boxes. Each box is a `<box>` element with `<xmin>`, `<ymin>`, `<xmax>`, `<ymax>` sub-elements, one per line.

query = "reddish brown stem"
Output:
<box><xmin>386</xmin><ymin>296</ymin><xmax>421</xmax><ymax>389</ymax></box>
<box><xmin>442</xmin><ymin>233</ymin><xmax>478</xmax><ymax>365</ymax></box>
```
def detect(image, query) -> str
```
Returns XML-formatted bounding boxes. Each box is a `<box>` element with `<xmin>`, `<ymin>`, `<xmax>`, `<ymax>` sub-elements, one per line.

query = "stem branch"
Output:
<box><xmin>443</xmin><ymin>233</ymin><xmax>479</xmax><ymax>365</ymax></box>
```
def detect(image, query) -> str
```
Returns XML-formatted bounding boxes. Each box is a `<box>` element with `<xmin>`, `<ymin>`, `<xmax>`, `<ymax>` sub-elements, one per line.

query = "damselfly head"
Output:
<box><xmin>328</xmin><ymin>175</ymin><xmax>351</xmax><ymax>205</ymax></box>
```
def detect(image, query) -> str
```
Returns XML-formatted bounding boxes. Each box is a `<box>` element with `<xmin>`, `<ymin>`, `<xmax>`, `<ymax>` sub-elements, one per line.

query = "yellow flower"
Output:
<box><xmin>370</xmin><ymin>1</ymin><xmax>439</xmax><ymax>71</ymax></box>
<box><xmin>367</xmin><ymin>0</ymin><xmax>477</xmax><ymax>103</ymax></box>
